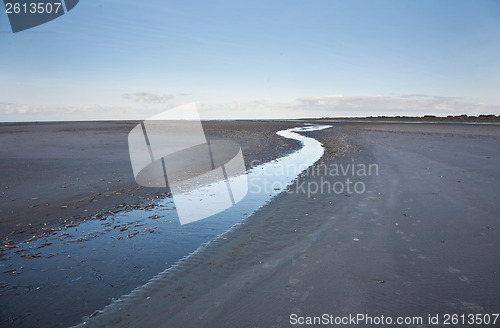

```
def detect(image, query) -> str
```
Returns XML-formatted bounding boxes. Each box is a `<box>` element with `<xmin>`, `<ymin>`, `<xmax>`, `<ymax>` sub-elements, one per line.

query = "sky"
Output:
<box><xmin>1</xmin><ymin>0</ymin><xmax>499</xmax><ymax>121</ymax></box>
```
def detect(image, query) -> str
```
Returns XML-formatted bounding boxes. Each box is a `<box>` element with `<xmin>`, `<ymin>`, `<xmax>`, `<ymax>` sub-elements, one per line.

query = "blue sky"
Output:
<box><xmin>1</xmin><ymin>0</ymin><xmax>499</xmax><ymax>121</ymax></box>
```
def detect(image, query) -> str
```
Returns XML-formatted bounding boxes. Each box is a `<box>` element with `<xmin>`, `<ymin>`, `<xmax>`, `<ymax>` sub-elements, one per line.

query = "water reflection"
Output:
<box><xmin>0</xmin><ymin>124</ymin><xmax>331</xmax><ymax>328</ymax></box>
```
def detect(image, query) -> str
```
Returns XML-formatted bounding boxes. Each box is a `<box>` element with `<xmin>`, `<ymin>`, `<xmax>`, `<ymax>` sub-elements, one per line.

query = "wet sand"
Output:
<box><xmin>0</xmin><ymin>121</ymin><xmax>301</xmax><ymax>243</ymax></box>
<box><xmin>75</xmin><ymin>123</ymin><xmax>500</xmax><ymax>327</ymax></box>
<box><xmin>0</xmin><ymin>120</ymin><xmax>304</xmax><ymax>327</ymax></box>
<box><xmin>2</xmin><ymin>122</ymin><xmax>499</xmax><ymax>327</ymax></box>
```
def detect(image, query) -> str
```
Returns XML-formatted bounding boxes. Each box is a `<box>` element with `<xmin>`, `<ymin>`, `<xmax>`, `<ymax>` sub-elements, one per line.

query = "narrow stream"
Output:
<box><xmin>0</xmin><ymin>124</ymin><xmax>331</xmax><ymax>328</ymax></box>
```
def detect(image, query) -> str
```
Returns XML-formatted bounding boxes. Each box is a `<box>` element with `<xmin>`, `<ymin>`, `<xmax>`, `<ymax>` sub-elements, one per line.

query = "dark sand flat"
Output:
<box><xmin>1</xmin><ymin>122</ymin><xmax>499</xmax><ymax>328</ymax></box>
<box><xmin>0</xmin><ymin>120</ymin><xmax>303</xmax><ymax>328</ymax></box>
<box><xmin>76</xmin><ymin>123</ymin><xmax>500</xmax><ymax>327</ymax></box>
<box><xmin>0</xmin><ymin>121</ymin><xmax>301</xmax><ymax>243</ymax></box>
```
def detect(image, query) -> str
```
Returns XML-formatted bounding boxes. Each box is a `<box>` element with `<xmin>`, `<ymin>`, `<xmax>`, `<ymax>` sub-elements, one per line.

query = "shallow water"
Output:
<box><xmin>0</xmin><ymin>124</ymin><xmax>331</xmax><ymax>327</ymax></box>
<box><xmin>312</xmin><ymin>120</ymin><xmax>500</xmax><ymax>125</ymax></box>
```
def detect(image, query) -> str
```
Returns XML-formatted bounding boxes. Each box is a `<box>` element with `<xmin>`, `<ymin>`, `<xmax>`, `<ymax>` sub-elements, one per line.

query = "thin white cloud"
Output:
<box><xmin>122</xmin><ymin>92</ymin><xmax>174</xmax><ymax>104</ymax></box>
<box><xmin>292</xmin><ymin>94</ymin><xmax>497</xmax><ymax>116</ymax></box>
<box><xmin>199</xmin><ymin>94</ymin><xmax>500</xmax><ymax>119</ymax></box>
<box><xmin>0</xmin><ymin>103</ymin><xmax>161</xmax><ymax>121</ymax></box>
<box><xmin>1</xmin><ymin>94</ymin><xmax>499</xmax><ymax>121</ymax></box>
<box><xmin>1</xmin><ymin>103</ymin><xmax>36</xmax><ymax>115</ymax></box>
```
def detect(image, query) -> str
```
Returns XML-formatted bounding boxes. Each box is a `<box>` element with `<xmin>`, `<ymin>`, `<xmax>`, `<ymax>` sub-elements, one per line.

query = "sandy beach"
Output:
<box><xmin>1</xmin><ymin>121</ymin><xmax>499</xmax><ymax>327</ymax></box>
<box><xmin>3</xmin><ymin>1</ymin><xmax>500</xmax><ymax>327</ymax></box>
<box><xmin>0</xmin><ymin>121</ymin><xmax>301</xmax><ymax>242</ymax></box>
<box><xmin>0</xmin><ymin>120</ymin><xmax>301</xmax><ymax>327</ymax></box>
